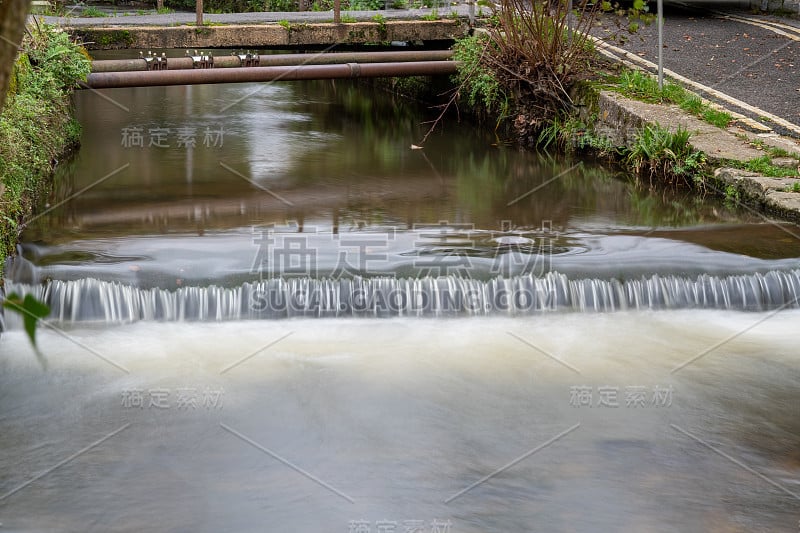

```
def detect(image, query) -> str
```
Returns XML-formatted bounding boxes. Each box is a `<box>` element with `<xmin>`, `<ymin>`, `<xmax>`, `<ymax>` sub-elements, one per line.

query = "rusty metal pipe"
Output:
<box><xmin>91</xmin><ymin>50</ymin><xmax>454</xmax><ymax>72</ymax></box>
<box><xmin>82</xmin><ymin>61</ymin><xmax>459</xmax><ymax>89</ymax></box>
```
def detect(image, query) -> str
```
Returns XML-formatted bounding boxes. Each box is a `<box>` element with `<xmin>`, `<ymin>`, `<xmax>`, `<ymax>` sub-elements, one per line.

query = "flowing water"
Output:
<box><xmin>1</xmin><ymin>60</ymin><xmax>799</xmax><ymax>532</ymax></box>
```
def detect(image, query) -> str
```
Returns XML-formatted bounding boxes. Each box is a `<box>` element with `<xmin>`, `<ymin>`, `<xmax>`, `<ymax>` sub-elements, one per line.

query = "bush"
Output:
<box><xmin>626</xmin><ymin>124</ymin><xmax>705</xmax><ymax>184</ymax></box>
<box><xmin>483</xmin><ymin>0</ymin><xmax>600</xmax><ymax>142</ymax></box>
<box><xmin>452</xmin><ymin>34</ymin><xmax>506</xmax><ymax>115</ymax></box>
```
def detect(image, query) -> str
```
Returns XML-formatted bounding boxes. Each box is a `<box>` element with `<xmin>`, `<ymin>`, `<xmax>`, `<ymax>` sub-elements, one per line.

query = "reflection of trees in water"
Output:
<box><xmin>34</xmin><ymin>80</ymin><xmax>750</xmax><ymax>240</ymax></box>
<box><xmin>283</xmin><ymin>80</ymin><xmax>746</xmax><ymax>230</ymax></box>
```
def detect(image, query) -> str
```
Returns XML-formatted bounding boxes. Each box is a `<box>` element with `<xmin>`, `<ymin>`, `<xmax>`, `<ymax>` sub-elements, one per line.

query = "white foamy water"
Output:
<box><xmin>0</xmin><ymin>313</ymin><xmax>798</xmax><ymax>532</ymax></box>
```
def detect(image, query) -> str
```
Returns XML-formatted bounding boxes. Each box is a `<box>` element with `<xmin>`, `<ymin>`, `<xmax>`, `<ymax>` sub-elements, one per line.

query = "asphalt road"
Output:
<box><xmin>595</xmin><ymin>2</ymin><xmax>800</xmax><ymax>135</ymax></box>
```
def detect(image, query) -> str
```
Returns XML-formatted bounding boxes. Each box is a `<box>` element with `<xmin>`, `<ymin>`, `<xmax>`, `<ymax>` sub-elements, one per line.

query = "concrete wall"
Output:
<box><xmin>69</xmin><ymin>20</ymin><xmax>470</xmax><ymax>50</ymax></box>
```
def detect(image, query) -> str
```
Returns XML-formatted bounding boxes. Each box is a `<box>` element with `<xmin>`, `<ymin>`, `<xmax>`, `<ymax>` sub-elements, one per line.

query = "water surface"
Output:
<box><xmin>1</xmin><ymin>67</ymin><xmax>799</xmax><ymax>532</ymax></box>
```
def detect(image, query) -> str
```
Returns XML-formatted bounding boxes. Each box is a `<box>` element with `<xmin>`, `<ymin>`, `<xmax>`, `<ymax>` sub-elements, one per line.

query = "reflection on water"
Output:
<box><xmin>15</xmin><ymin>78</ymin><xmax>800</xmax><ymax>286</ymax></box>
<box><xmin>2</xmin><ymin>64</ymin><xmax>800</xmax><ymax>532</ymax></box>
<box><xmin>15</xmin><ymin>80</ymin><xmax>765</xmax><ymax>237</ymax></box>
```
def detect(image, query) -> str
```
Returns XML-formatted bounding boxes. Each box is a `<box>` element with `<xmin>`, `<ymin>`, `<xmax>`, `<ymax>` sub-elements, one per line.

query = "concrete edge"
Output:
<box><xmin>66</xmin><ymin>20</ymin><xmax>469</xmax><ymax>50</ymax></box>
<box><xmin>591</xmin><ymin>90</ymin><xmax>800</xmax><ymax>222</ymax></box>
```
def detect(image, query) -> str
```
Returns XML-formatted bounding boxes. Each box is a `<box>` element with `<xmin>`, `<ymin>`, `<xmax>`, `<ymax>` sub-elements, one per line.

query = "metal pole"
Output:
<box><xmin>83</xmin><ymin>61</ymin><xmax>460</xmax><ymax>89</ymax></box>
<box><xmin>468</xmin><ymin>0</ymin><xmax>474</xmax><ymax>27</ymax></box>
<box><xmin>196</xmin><ymin>0</ymin><xmax>203</xmax><ymax>26</ymax></box>
<box><xmin>657</xmin><ymin>0</ymin><xmax>663</xmax><ymax>90</ymax></box>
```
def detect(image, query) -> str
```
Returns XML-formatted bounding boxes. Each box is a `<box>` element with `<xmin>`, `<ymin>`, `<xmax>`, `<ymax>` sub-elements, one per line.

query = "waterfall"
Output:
<box><xmin>3</xmin><ymin>269</ymin><xmax>800</xmax><ymax>325</ymax></box>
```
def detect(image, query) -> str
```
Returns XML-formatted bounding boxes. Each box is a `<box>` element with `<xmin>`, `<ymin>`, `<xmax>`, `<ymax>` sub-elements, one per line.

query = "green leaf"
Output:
<box><xmin>3</xmin><ymin>292</ymin><xmax>50</xmax><ymax>367</ymax></box>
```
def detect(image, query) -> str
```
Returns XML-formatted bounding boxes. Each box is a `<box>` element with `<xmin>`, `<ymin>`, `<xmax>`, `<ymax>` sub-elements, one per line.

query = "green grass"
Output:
<box><xmin>340</xmin><ymin>13</ymin><xmax>358</xmax><ymax>23</ymax></box>
<box><xmin>739</xmin><ymin>155</ymin><xmax>800</xmax><ymax>178</ymax></box>
<box><xmin>156</xmin><ymin>6</ymin><xmax>175</xmax><ymax>13</ymax></box>
<box><xmin>625</xmin><ymin>124</ymin><xmax>706</xmax><ymax>183</ymax></box>
<box><xmin>277</xmin><ymin>19</ymin><xmax>291</xmax><ymax>30</ymax></box>
<box><xmin>611</xmin><ymin>69</ymin><xmax>733</xmax><ymax>130</ymax></box>
<box><xmin>80</xmin><ymin>6</ymin><xmax>108</xmax><ymax>17</ymax></box>
<box><xmin>724</xmin><ymin>184</ymin><xmax>740</xmax><ymax>205</ymax></box>
<box><xmin>700</xmin><ymin>107</ymin><xmax>733</xmax><ymax>129</ymax></box>
<box><xmin>745</xmin><ymin>138</ymin><xmax>799</xmax><ymax>160</ymax></box>
<box><xmin>538</xmin><ymin>113</ymin><xmax>608</xmax><ymax>152</ymax></box>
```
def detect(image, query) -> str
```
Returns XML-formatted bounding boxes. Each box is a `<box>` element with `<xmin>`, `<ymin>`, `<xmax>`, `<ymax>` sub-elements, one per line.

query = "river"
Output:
<box><xmin>0</xmin><ymin>64</ymin><xmax>798</xmax><ymax>532</ymax></box>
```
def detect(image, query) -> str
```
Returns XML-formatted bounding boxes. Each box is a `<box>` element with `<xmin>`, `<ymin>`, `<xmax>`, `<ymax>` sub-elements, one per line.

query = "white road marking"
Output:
<box><xmin>589</xmin><ymin>35</ymin><xmax>800</xmax><ymax>136</ymax></box>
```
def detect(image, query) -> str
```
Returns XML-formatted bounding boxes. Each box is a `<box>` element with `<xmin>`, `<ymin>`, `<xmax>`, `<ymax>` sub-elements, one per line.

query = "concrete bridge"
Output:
<box><xmin>40</xmin><ymin>7</ymin><xmax>473</xmax><ymax>50</ymax></box>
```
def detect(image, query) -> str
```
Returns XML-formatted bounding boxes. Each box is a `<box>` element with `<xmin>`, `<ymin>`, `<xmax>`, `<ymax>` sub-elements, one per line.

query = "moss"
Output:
<box><xmin>87</xmin><ymin>29</ymin><xmax>134</xmax><ymax>48</ymax></box>
<box><xmin>347</xmin><ymin>28</ymin><xmax>367</xmax><ymax>41</ymax></box>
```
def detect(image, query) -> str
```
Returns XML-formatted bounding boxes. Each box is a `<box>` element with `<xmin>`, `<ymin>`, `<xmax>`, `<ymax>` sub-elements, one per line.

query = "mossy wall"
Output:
<box><xmin>0</xmin><ymin>26</ymin><xmax>91</xmax><ymax>277</ymax></box>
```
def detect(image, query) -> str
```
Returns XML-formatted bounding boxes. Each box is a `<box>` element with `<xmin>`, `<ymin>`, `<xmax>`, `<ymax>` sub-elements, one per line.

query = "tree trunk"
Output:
<box><xmin>0</xmin><ymin>0</ymin><xmax>30</xmax><ymax>113</ymax></box>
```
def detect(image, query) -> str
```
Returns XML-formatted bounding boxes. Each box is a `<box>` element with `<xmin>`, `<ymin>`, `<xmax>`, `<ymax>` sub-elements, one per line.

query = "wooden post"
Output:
<box><xmin>334</xmin><ymin>0</ymin><xmax>340</xmax><ymax>23</ymax></box>
<box><xmin>157</xmin><ymin>0</ymin><xmax>164</xmax><ymax>10</ymax></box>
<box><xmin>196</xmin><ymin>0</ymin><xmax>203</xmax><ymax>26</ymax></box>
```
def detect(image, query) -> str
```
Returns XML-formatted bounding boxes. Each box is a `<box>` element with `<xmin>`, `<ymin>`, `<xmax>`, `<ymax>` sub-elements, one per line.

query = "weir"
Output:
<box><xmin>6</xmin><ymin>269</ymin><xmax>800</xmax><ymax>323</ymax></box>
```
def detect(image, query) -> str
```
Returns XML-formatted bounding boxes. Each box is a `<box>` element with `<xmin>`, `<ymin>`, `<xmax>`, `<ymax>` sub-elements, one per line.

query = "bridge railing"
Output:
<box><xmin>192</xmin><ymin>0</ymin><xmax>475</xmax><ymax>27</ymax></box>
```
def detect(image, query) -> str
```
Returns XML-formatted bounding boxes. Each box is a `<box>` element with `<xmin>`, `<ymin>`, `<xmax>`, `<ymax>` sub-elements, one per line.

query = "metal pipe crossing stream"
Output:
<box><xmin>84</xmin><ymin>51</ymin><xmax>458</xmax><ymax>89</ymax></box>
<box><xmin>91</xmin><ymin>50</ymin><xmax>454</xmax><ymax>72</ymax></box>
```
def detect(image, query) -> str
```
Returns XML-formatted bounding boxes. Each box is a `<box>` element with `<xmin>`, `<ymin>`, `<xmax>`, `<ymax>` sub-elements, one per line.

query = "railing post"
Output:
<box><xmin>196</xmin><ymin>0</ymin><xmax>203</xmax><ymax>26</ymax></box>
<box><xmin>657</xmin><ymin>0</ymin><xmax>663</xmax><ymax>90</ymax></box>
<box><xmin>334</xmin><ymin>0</ymin><xmax>340</xmax><ymax>23</ymax></box>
